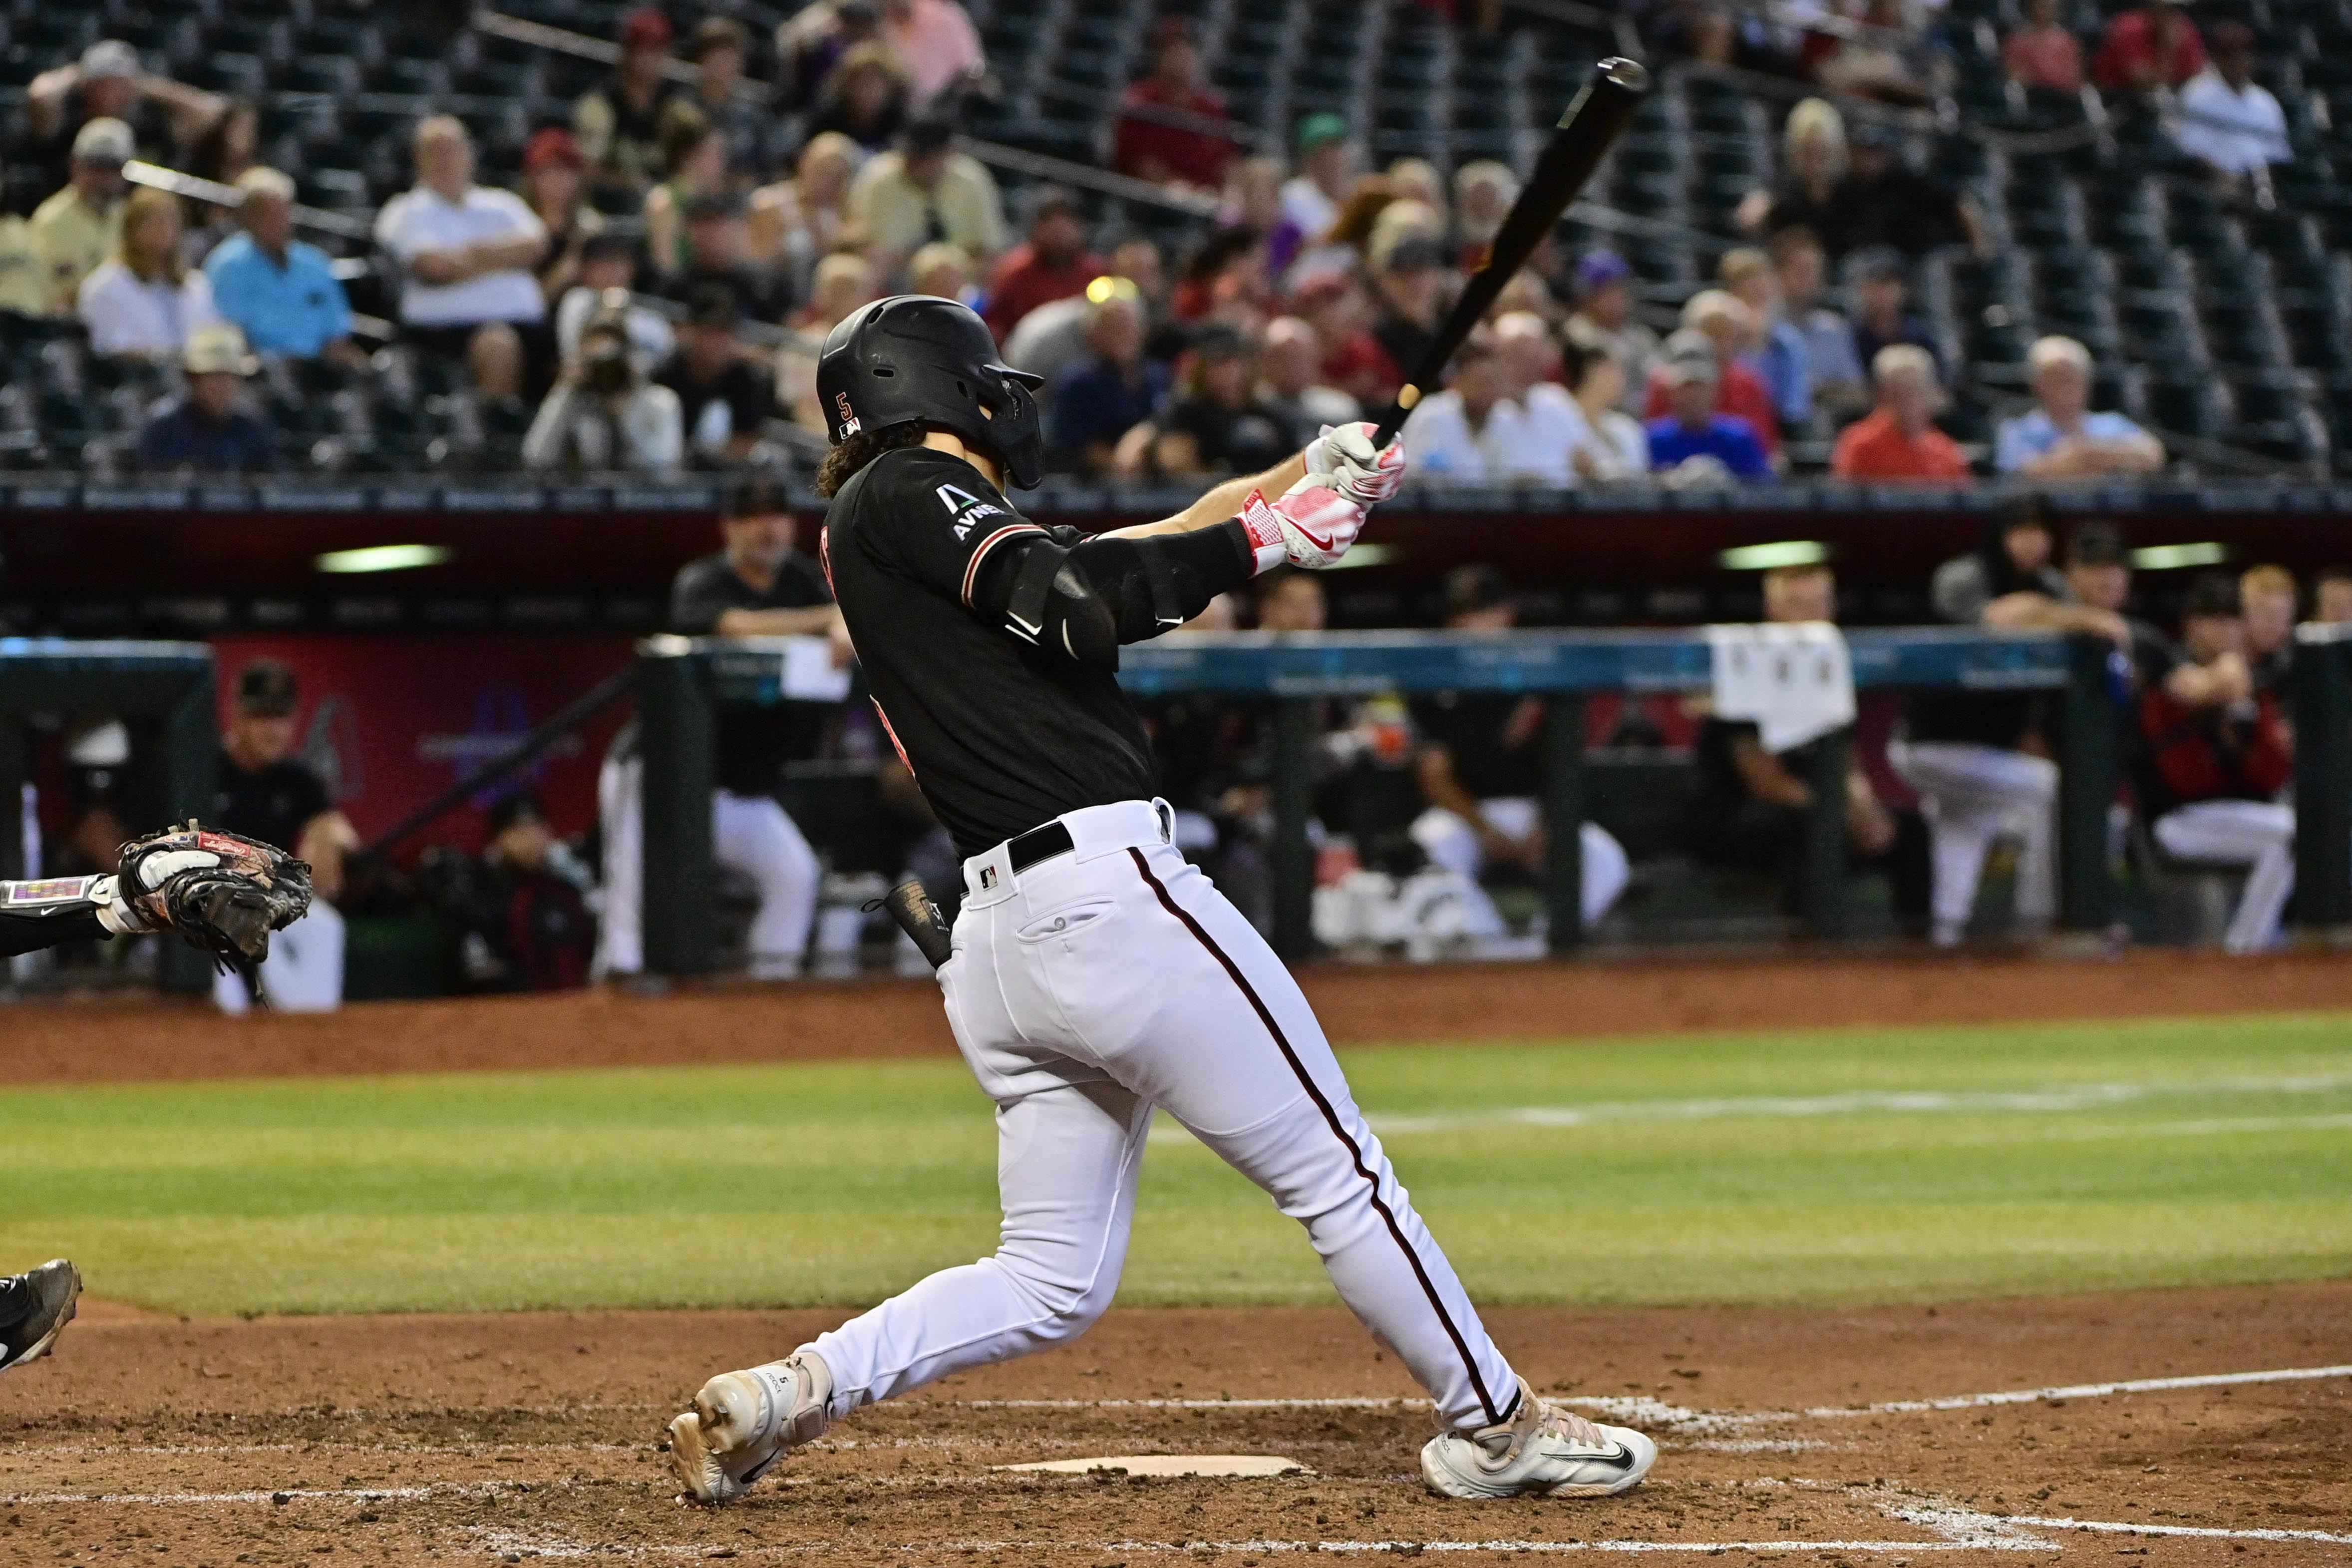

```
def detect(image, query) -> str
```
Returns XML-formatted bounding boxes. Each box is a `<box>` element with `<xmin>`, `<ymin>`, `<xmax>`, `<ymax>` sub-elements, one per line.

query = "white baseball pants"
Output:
<box><xmin>1887</xmin><ymin>740</ymin><xmax>2057</xmax><ymax>945</ymax></box>
<box><xmin>1410</xmin><ymin>797</ymin><xmax>1631</xmax><ymax>928</ymax></box>
<box><xmin>596</xmin><ymin>755</ymin><xmax>821</xmax><ymax>978</ymax></box>
<box><xmin>809</xmin><ymin>799</ymin><xmax>1522</xmax><ymax>1435</ymax></box>
<box><xmin>212</xmin><ymin>902</ymin><xmax>344</xmax><ymax>1014</ymax></box>
<box><xmin>2152</xmin><ymin>799</ymin><xmax>2297</xmax><ymax>954</ymax></box>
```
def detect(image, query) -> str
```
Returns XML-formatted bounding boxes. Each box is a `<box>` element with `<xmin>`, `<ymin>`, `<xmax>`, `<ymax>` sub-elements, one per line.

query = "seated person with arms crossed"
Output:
<box><xmin>1410</xmin><ymin>566</ymin><xmax>1631</xmax><ymax>933</ymax></box>
<box><xmin>2137</xmin><ymin>573</ymin><xmax>2296</xmax><ymax>954</ymax></box>
<box><xmin>1891</xmin><ymin>505</ymin><xmax>2131</xmax><ymax>945</ymax></box>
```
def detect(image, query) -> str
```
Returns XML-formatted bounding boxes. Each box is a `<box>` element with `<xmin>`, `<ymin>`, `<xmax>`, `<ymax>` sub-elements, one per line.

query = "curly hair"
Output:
<box><xmin>813</xmin><ymin>420</ymin><xmax>928</xmax><ymax>498</ymax></box>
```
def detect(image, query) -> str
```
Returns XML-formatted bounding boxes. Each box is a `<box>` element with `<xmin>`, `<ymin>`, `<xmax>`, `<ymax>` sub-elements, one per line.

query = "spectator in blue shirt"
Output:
<box><xmin>1770</xmin><ymin>225</ymin><xmax>1868</xmax><ymax>420</ymax></box>
<box><xmin>203</xmin><ymin>168</ymin><xmax>363</xmax><ymax>365</ymax></box>
<box><xmin>1043</xmin><ymin>282</ymin><xmax>1171</xmax><ymax>475</ymax></box>
<box><xmin>1995</xmin><ymin>334</ymin><xmax>2166</xmax><ymax>479</ymax></box>
<box><xmin>1719</xmin><ymin>247</ymin><xmax>1812</xmax><ymax>427</ymax></box>
<box><xmin>1647</xmin><ymin>330</ymin><xmax>1772</xmax><ymax>482</ymax></box>
<box><xmin>138</xmin><ymin>321</ymin><xmax>278</xmax><ymax>473</ymax></box>
<box><xmin>1847</xmin><ymin>248</ymin><xmax>1944</xmax><ymax>386</ymax></box>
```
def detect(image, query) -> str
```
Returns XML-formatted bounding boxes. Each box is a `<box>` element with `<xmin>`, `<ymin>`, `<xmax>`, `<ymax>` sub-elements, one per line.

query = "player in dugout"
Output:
<box><xmin>663</xmin><ymin>295</ymin><xmax>1660</xmax><ymax>1506</ymax></box>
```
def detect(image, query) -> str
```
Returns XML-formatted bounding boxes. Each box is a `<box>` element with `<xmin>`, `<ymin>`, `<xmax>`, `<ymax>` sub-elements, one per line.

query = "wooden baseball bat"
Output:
<box><xmin>1371</xmin><ymin>57</ymin><xmax>1652</xmax><ymax>447</ymax></box>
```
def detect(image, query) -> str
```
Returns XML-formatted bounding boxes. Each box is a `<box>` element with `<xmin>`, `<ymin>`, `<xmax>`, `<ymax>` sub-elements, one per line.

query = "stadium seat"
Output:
<box><xmin>0</xmin><ymin>0</ymin><xmax>2342</xmax><ymax>478</ymax></box>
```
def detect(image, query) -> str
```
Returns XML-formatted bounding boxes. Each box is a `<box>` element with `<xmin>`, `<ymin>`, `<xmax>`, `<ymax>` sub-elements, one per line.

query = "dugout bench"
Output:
<box><xmin>1111</xmin><ymin>627</ymin><xmax>2116</xmax><ymax>957</ymax></box>
<box><xmin>0</xmin><ymin>638</ymin><xmax>218</xmax><ymax>992</ymax></box>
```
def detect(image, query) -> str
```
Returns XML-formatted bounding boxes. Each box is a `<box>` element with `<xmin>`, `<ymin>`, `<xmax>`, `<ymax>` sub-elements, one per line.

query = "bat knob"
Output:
<box><xmin>1396</xmin><ymin>385</ymin><xmax>1422</xmax><ymax>411</ymax></box>
<box><xmin>1597</xmin><ymin>57</ymin><xmax>1652</xmax><ymax>93</ymax></box>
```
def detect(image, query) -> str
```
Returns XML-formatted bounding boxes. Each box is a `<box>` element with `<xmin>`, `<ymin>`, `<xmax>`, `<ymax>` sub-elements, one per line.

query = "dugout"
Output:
<box><xmin>625</xmin><ymin>626</ymin><xmax>2352</xmax><ymax>972</ymax></box>
<box><xmin>0</xmin><ymin>639</ymin><xmax>218</xmax><ymax>993</ymax></box>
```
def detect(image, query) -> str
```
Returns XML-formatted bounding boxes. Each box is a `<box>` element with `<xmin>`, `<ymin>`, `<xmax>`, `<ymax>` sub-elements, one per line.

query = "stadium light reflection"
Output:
<box><xmin>315</xmin><ymin>544</ymin><xmax>454</xmax><ymax>575</ymax></box>
<box><xmin>1718</xmin><ymin>540</ymin><xmax>1831</xmax><ymax>571</ymax></box>
<box><xmin>2130</xmin><ymin>542</ymin><xmax>2230</xmax><ymax>571</ymax></box>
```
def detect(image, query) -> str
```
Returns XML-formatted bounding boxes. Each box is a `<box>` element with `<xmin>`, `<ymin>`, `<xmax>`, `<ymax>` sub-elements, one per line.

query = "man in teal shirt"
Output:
<box><xmin>203</xmin><ymin>167</ymin><xmax>363</xmax><ymax>365</ymax></box>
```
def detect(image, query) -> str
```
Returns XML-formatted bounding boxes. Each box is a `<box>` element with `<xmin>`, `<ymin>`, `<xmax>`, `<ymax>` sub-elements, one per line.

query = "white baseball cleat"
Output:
<box><xmin>666</xmin><ymin>1349</ymin><xmax>834</xmax><ymax>1503</ymax></box>
<box><xmin>1420</xmin><ymin>1378</ymin><xmax>1657</xmax><ymax>1499</ymax></box>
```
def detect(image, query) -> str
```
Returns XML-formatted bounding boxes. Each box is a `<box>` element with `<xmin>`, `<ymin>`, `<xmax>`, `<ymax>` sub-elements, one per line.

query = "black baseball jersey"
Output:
<box><xmin>669</xmin><ymin>550</ymin><xmax>835</xmax><ymax>796</ymax></box>
<box><xmin>215</xmin><ymin>753</ymin><xmax>331</xmax><ymax>851</ymax></box>
<box><xmin>823</xmin><ymin>445</ymin><xmax>1245</xmax><ymax>858</ymax></box>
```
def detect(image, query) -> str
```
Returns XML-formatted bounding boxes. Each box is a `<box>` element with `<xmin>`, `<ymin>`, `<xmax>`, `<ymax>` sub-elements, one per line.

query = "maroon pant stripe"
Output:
<box><xmin>1124</xmin><ymin>847</ymin><xmax>1506</xmax><ymax>1427</ymax></box>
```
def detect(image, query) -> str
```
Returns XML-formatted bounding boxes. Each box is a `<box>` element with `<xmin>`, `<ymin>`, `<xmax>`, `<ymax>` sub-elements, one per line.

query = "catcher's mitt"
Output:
<box><xmin>118</xmin><ymin>823</ymin><xmax>315</xmax><ymax>971</ymax></box>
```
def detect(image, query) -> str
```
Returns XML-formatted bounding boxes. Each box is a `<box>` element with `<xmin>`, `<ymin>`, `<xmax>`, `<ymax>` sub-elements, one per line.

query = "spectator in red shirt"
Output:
<box><xmin>1645</xmin><ymin>290</ymin><xmax>1781</xmax><ymax>458</ymax></box>
<box><xmin>1111</xmin><ymin>16</ymin><xmax>1239</xmax><ymax>192</ymax></box>
<box><xmin>2093</xmin><ymin>0</ymin><xmax>2205</xmax><ymax>94</ymax></box>
<box><xmin>984</xmin><ymin>186</ymin><xmax>1101</xmax><ymax>341</ymax></box>
<box><xmin>2004</xmin><ymin>0</ymin><xmax>2085</xmax><ymax>93</ymax></box>
<box><xmin>1832</xmin><ymin>344</ymin><xmax>1972</xmax><ymax>484</ymax></box>
<box><xmin>1294</xmin><ymin>273</ymin><xmax>1391</xmax><ymax>409</ymax></box>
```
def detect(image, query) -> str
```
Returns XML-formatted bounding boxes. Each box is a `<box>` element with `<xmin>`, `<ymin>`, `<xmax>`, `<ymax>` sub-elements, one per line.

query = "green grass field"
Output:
<box><xmin>3</xmin><ymin>1011</ymin><xmax>2349</xmax><ymax>1317</ymax></box>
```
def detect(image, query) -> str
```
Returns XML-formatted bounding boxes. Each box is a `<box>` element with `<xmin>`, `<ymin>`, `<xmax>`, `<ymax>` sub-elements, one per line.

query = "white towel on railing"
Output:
<box><xmin>1704</xmin><ymin>622</ymin><xmax>1855</xmax><ymax>753</ymax></box>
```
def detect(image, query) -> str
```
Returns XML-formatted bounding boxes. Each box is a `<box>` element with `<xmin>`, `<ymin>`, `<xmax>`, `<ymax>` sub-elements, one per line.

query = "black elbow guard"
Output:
<box><xmin>1003</xmin><ymin>540</ymin><xmax>1120</xmax><ymax>668</ymax></box>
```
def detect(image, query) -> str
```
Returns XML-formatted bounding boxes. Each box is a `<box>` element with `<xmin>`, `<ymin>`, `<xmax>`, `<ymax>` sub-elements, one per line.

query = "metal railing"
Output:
<box><xmin>633</xmin><ymin>627</ymin><xmax>2130</xmax><ymax>967</ymax></box>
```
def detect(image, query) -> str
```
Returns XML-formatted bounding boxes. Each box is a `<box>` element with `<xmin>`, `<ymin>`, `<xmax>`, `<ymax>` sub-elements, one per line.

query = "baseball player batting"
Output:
<box><xmin>665</xmin><ymin>297</ymin><xmax>1657</xmax><ymax>1503</ymax></box>
<box><xmin>0</xmin><ymin>823</ymin><xmax>312</xmax><ymax>1376</ymax></box>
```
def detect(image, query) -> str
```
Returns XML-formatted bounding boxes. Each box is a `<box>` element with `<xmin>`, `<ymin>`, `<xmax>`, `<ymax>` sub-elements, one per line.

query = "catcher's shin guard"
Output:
<box><xmin>668</xmin><ymin>1350</ymin><xmax>834</xmax><ymax>1503</ymax></box>
<box><xmin>0</xmin><ymin>1258</ymin><xmax>82</xmax><ymax>1373</ymax></box>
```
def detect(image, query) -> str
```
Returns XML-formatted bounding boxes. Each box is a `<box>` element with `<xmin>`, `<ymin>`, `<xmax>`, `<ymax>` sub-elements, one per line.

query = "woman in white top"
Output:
<box><xmin>1562</xmin><ymin>341</ymin><xmax>1651</xmax><ymax>483</ymax></box>
<box><xmin>748</xmin><ymin>132</ymin><xmax>860</xmax><ymax>300</ymax></box>
<box><xmin>77</xmin><ymin>187</ymin><xmax>219</xmax><ymax>359</ymax></box>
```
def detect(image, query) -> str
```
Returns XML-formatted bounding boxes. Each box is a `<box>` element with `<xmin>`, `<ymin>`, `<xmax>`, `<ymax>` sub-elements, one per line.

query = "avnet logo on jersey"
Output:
<box><xmin>937</xmin><ymin>483</ymin><xmax>1006</xmax><ymax>539</ymax></box>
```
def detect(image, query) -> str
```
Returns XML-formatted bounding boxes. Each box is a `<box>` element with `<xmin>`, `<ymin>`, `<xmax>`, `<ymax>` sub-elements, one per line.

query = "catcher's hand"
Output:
<box><xmin>116</xmin><ymin>823</ymin><xmax>315</xmax><ymax>971</ymax></box>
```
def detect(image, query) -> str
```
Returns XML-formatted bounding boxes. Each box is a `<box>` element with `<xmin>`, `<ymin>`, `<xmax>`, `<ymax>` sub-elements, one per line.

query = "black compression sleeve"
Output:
<box><xmin>0</xmin><ymin>906</ymin><xmax>108</xmax><ymax>957</ymax></box>
<box><xmin>1066</xmin><ymin>519</ymin><xmax>1255</xmax><ymax>645</ymax></box>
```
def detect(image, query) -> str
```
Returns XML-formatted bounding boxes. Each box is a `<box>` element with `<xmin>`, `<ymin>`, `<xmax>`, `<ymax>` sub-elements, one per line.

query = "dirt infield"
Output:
<box><xmin>5</xmin><ymin>957</ymin><xmax>2345</xmax><ymax>1561</ymax></box>
<box><xmin>1</xmin><ymin>1284</ymin><xmax>2344</xmax><ymax>1565</ymax></box>
<box><xmin>6</xmin><ymin>945</ymin><xmax>2352</xmax><ymax>1085</ymax></box>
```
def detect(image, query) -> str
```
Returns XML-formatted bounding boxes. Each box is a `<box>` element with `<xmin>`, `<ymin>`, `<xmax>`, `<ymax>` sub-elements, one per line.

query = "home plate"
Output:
<box><xmin>997</xmin><ymin>1455</ymin><xmax>1308</xmax><ymax>1478</ymax></box>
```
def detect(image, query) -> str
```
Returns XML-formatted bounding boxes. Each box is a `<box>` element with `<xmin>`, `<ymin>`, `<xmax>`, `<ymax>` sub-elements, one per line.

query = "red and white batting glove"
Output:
<box><xmin>1239</xmin><ymin>474</ymin><xmax>1366</xmax><ymax>572</ymax></box>
<box><xmin>1304</xmin><ymin>421</ymin><xmax>1408</xmax><ymax>507</ymax></box>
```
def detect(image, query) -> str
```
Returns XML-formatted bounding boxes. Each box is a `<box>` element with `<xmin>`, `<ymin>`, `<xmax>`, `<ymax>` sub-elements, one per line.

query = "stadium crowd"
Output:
<box><xmin>4</xmin><ymin>0</ymin><xmax>2321</xmax><ymax>485</ymax></box>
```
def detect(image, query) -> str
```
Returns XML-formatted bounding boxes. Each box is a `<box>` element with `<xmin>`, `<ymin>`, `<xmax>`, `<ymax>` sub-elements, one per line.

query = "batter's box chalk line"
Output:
<box><xmin>963</xmin><ymin>1359</ymin><xmax>2352</xmax><ymax>1436</ymax></box>
<box><xmin>995</xmin><ymin>1453</ymin><xmax>1308</xmax><ymax>1477</ymax></box>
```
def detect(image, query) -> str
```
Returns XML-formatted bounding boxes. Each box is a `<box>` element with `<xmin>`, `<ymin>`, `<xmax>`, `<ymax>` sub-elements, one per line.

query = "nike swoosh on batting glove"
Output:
<box><xmin>1304</xmin><ymin>421</ymin><xmax>1408</xmax><ymax>507</ymax></box>
<box><xmin>1238</xmin><ymin>475</ymin><xmax>1366</xmax><ymax>572</ymax></box>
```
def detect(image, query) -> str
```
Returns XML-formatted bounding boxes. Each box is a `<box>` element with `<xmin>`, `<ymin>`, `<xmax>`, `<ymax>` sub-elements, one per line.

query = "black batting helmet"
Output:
<box><xmin>815</xmin><ymin>295</ymin><xmax>1047</xmax><ymax>489</ymax></box>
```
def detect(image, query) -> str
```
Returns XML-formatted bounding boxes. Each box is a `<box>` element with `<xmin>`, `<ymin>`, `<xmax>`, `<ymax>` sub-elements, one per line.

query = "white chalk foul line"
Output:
<box><xmin>2000</xmin><ymin>1515</ymin><xmax>2352</xmax><ymax>1545</ymax></box>
<box><xmin>0</xmin><ymin>1482</ymin><xmax>517</xmax><ymax>1506</ymax></box>
<box><xmin>1341</xmin><ymin>1072</ymin><xmax>2352</xmax><ymax>1138</ymax></box>
<box><xmin>966</xmin><ymin>1394</ymin><xmax>1421</xmax><ymax>1409</ymax></box>
<box><xmin>1796</xmin><ymin>1360</ymin><xmax>2352</xmax><ymax>1419</ymax></box>
<box><xmin>465</xmin><ymin>1531</ymin><xmax>2014</xmax><ymax>1560</ymax></box>
<box><xmin>1875</xmin><ymin>1492</ymin><xmax>2352</xmax><ymax>1549</ymax></box>
<box><xmin>966</xmin><ymin>1361</ymin><xmax>2352</xmax><ymax>1432</ymax></box>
